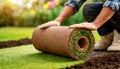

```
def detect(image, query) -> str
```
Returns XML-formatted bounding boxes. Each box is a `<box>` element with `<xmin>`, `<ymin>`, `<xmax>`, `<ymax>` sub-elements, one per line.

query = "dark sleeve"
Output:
<box><xmin>65</xmin><ymin>0</ymin><xmax>86</xmax><ymax>14</ymax></box>
<box><xmin>103</xmin><ymin>0</ymin><xmax>120</xmax><ymax>11</ymax></box>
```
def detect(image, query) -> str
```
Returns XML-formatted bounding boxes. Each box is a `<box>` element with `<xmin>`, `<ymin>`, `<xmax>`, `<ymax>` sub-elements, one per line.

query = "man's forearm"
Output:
<box><xmin>55</xmin><ymin>6</ymin><xmax>74</xmax><ymax>23</ymax></box>
<box><xmin>93</xmin><ymin>7</ymin><xmax>115</xmax><ymax>29</ymax></box>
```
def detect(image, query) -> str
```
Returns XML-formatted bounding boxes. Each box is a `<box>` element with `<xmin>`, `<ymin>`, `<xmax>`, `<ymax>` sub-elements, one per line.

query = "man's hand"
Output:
<box><xmin>69</xmin><ymin>22</ymin><xmax>97</xmax><ymax>30</ymax></box>
<box><xmin>39</xmin><ymin>21</ymin><xmax>60</xmax><ymax>29</ymax></box>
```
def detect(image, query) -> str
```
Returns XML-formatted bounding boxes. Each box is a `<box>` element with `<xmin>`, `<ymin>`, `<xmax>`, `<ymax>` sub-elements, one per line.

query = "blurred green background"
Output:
<box><xmin>0</xmin><ymin>0</ymin><xmax>102</xmax><ymax>27</ymax></box>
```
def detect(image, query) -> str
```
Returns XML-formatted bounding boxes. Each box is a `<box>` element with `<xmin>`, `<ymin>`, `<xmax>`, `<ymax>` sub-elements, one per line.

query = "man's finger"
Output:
<box><xmin>69</xmin><ymin>24</ymin><xmax>79</xmax><ymax>28</ymax></box>
<box><xmin>39</xmin><ymin>22</ymin><xmax>60</xmax><ymax>29</ymax></box>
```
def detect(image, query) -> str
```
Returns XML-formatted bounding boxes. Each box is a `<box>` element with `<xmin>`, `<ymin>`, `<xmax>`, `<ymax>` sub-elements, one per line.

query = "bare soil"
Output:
<box><xmin>67</xmin><ymin>51</ymin><xmax>120</xmax><ymax>69</ymax></box>
<box><xmin>0</xmin><ymin>38</ymin><xmax>32</xmax><ymax>48</ymax></box>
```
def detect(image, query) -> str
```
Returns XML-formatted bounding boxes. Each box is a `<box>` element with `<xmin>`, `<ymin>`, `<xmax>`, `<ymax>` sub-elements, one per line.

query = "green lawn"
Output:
<box><xmin>0</xmin><ymin>27</ymin><xmax>35</xmax><ymax>41</ymax></box>
<box><xmin>92</xmin><ymin>31</ymin><xmax>100</xmax><ymax>42</ymax></box>
<box><xmin>0</xmin><ymin>45</ymin><xmax>84</xmax><ymax>69</ymax></box>
<box><xmin>0</xmin><ymin>27</ymin><xmax>100</xmax><ymax>69</ymax></box>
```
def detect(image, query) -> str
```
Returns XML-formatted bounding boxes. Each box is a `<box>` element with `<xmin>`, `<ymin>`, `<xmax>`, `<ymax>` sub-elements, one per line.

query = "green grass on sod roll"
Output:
<box><xmin>71</xmin><ymin>29</ymin><xmax>94</xmax><ymax>58</ymax></box>
<box><xmin>0</xmin><ymin>27</ymin><xmax>34</xmax><ymax>41</ymax></box>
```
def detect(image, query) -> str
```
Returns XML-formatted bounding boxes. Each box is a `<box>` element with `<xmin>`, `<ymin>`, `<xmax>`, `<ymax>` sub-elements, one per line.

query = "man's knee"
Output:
<box><xmin>83</xmin><ymin>2</ymin><xmax>103</xmax><ymax>22</ymax></box>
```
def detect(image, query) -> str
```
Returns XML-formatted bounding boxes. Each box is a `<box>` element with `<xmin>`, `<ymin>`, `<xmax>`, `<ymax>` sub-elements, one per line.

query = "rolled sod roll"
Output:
<box><xmin>32</xmin><ymin>26</ymin><xmax>95</xmax><ymax>59</ymax></box>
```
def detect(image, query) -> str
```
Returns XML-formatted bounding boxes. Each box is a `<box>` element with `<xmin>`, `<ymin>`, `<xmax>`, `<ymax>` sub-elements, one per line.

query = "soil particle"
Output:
<box><xmin>67</xmin><ymin>51</ymin><xmax>120</xmax><ymax>69</ymax></box>
<box><xmin>0</xmin><ymin>38</ymin><xmax>32</xmax><ymax>48</ymax></box>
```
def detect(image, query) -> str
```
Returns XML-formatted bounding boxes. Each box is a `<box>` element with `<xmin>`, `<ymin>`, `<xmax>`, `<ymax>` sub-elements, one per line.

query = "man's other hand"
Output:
<box><xmin>69</xmin><ymin>22</ymin><xmax>97</xmax><ymax>30</ymax></box>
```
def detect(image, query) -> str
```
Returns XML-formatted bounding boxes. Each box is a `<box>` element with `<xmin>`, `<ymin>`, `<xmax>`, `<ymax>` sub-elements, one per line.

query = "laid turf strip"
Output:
<box><xmin>0</xmin><ymin>45</ymin><xmax>84</xmax><ymax>69</ymax></box>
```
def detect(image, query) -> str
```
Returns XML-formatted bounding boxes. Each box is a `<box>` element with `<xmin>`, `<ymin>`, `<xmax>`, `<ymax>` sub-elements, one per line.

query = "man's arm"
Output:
<box><xmin>69</xmin><ymin>0</ymin><xmax>120</xmax><ymax>30</ymax></box>
<box><xmin>39</xmin><ymin>6</ymin><xmax>74</xmax><ymax>29</ymax></box>
<box><xmin>39</xmin><ymin>0</ymin><xmax>86</xmax><ymax>29</ymax></box>
<box><xmin>92</xmin><ymin>7</ymin><xmax>115</xmax><ymax>29</ymax></box>
<box><xmin>55</xmin><ymin>6</ymin><xmax>74</xmax><ymax>23</ymax></box>
<box><xmin>56</xmin><ymin>0</ymin><xmax>86</xmax><ymax>23</ymax></box>
<box><xmin>69</xmin><ymin>7</ymin><xmax>115</xmax><ymax>30</ymax></box>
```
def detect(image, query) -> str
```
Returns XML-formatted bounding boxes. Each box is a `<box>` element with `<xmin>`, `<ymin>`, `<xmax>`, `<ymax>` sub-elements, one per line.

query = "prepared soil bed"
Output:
<box><xmin>0</xmin><ymin>38</ymin><xmax>32</xmax><ymax>48</ymax></box>
<box><xmin>67</xmin><ymin>51</ymin><xmax>120</xmax><ymax>69</ymax></box>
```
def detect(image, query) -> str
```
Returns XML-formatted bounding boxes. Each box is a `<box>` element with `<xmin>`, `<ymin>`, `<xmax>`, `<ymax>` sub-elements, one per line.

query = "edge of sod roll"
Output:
<box><xmin>70</xmin><ymin>29</ymin><xmax>94</xmax><ymax>59</ymax></box>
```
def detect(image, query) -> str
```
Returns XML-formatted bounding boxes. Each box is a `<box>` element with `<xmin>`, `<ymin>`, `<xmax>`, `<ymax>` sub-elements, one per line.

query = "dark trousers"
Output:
<box><xmin>83</xmin><ymin>2</ymin><xmax>120</xmax><ymax>36</ymax></box>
